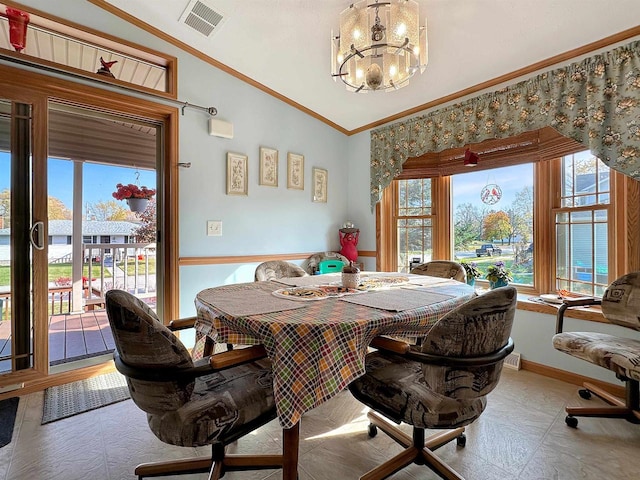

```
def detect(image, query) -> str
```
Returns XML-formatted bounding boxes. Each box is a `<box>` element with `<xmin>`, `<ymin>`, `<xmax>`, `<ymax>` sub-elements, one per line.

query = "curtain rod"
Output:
<box><xmin>0</xmin><ymin>53</ymin><xmax>218</xmax><ymax>117</ymax></box>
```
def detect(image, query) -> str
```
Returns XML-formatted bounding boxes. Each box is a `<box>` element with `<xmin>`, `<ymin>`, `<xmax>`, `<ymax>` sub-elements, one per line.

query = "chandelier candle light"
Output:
<box><xmin>331</xmin><ymin>0</ymin><xmax>427</xmax><ymax>93</ymax></box>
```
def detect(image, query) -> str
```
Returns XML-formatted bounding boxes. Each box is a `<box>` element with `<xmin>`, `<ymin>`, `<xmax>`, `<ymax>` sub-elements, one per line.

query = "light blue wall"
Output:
<box><xmin>17</xmin><ymin>1</ymin><xmax>639</xmax><ymax>384</ymax></box>
<box><xmin>346</xmin><ymin>130</ymin><xmax>377</xmax><ymax>271</ymax></box>
<box><xmin>18</xmin><ymin>0</ymin><xmax>350</xmax><ymax>317</ymax></box>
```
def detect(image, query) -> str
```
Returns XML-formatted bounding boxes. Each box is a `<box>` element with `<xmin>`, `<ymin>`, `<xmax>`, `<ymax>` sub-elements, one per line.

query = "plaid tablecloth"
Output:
<box><xmin>194</xmin><ymin>275</ymin><xmax>475</xmax><ymax>429</ymax></box>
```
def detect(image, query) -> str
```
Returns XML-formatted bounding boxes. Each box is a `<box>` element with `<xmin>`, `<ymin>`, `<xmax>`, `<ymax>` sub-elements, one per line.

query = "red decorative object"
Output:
<box><xmin>6</xmin><ymin>7</ymin><xmax>30</xmax><ymax>53</ymax></box>
<box><xmin>96</xmin><ymin>56</ymin><xmax>118</xmax><ymax>77</ymax></box>
<box><xmin>464</xmin><ymin>148</ymin><xmax>479</xmax><ymax>167</ymax></box>
<box><xmin>112</xmin><ymin>183</ymin><xmax>156</xmax><ymax>201</ymax></box>
<box><xmin>339</xmin><ymin>227</ymin><xmax>360</xmax><ymax>263</ymax></box>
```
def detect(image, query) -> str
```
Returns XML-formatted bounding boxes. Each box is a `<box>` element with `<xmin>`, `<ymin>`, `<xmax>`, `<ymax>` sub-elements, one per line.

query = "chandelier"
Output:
<box><xmin>331</xmin><ymin>0</ymin><xmax>427</xmax><ymax>93</ymax></box>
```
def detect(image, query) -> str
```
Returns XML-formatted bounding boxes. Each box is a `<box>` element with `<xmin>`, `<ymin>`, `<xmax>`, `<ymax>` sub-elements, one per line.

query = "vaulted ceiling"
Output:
<box><xmin>99</xmin><ymin>1</ymin><xmax>640</xmax><ymax>134</ymax></box>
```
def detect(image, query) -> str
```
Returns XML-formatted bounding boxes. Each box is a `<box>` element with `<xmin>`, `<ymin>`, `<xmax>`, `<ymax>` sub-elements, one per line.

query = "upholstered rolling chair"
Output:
<box><xmin>254</xmin><ymin>260</ymin><xmax>308</xmax><ymax>281</ymax></box>
<box><xmin>349</xmin><ymin>287</ymin><xmax>517</xmax><ymax>480</ymax></box>
<box><xmin>105</xmin><ymin>290</ymin><xmax>298</xmax><ymax>480</ymax></box>
<box><xmin>552</xmin><ymin>272</ymin><xmax>640</xmax><ymax>428</ymax></box>
<box><xmin>410</xmin><ymin>260</ymin><xmax>467</xmax><ymax>283</ymax></box>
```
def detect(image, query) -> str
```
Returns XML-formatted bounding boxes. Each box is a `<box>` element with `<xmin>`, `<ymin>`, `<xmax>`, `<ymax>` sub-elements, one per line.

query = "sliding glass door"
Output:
<box><xmin>47</xmin><ymin>102</ymin><xmax>160</xmax><ymax>371</ymax></box>
<box><xmin>0</xmin><ymin>97</ymin><xmax>49</xmax><ymax>387</ymax></box>
<box><xmin>0</xmin><ymin>62</ymin><xmax>176</xmax><ymax>393</ymax></box>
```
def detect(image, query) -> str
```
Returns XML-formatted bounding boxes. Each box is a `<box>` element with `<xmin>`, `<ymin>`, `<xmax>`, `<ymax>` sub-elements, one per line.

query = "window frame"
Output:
<box><xmin>377</xmin><ymin>128</ymin><xmax>640</xmax><ymax>295</ymax></box>
<box><xmin>0</xmin><ymin>1</ymin><xmax>177</xmax><ymax>98</ymax></box>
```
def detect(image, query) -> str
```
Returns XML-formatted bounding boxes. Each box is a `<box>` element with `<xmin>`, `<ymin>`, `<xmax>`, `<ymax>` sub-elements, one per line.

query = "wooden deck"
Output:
<box><xmin>48</xmin><ymin>309</ymin><xmax>115</xmax><ymax>365</ymax></box>
<box><xmin>1</xmin><ymin>295</ymin><xmax>156</xmax><ymax>371</ymax></box>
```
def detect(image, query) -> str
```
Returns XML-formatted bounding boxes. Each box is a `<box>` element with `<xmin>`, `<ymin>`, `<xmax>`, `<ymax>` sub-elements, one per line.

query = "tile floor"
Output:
<box><xmin>0</xmin><ymin>368</ymin><xmax>638</xmax><ymax>479</ymax></box>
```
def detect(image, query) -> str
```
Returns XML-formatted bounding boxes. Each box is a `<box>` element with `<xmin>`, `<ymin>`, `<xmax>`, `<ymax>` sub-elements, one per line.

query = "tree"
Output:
<box><xmin>87</xmin><ymin>200</ymin><xmax>130</xmax><ymax>221</ymax></box>
<box><xmin>454</xmin><ymin>202</ymin><xmax>483</xmax><ymax>250</ymax></box>
<box><xmin>132</xmin><ymin>199</ymin><xmax>156</xmax><ymax>243</ymax></box>
<box><xmin>48</xmin><ymin>197</ymin><xmax>72</xmax><ymax>219</ymax></box>
<box><xmin>0</xmin><ymin>189</ymin><xmax>9</xmax><ymax>227</ymax></box>
<box><xmin>0</xmin><ymin>189</ymin><xmax>72</xmax><ymax>224</ymax></box>
<box><xmin>509</xmin><ymin>186</ymin><xmax>533</xmax><ymax>244</ymax></box>
<box><xmin>482</xmin><ymin>210</ymin><xmax>511</xmax><ymax>243</ymax></box>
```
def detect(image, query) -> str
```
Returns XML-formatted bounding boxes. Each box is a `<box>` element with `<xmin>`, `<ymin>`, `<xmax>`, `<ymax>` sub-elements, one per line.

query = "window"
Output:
<box><xmin>452</xmin><ymin>164</ymin><xmax>534</xmax><ymax>286</ymax></box>
<box><xmin>396</xmin><ymin>179</ymin><xmax>433</xmax><ymax>272</ymax></box>
<box><xmin>555</xmin><ymin>152</ymin><xmax>610</xmax><ymax>296</ymax></box>
<box><xmin>377</xmin><ymin>128</ymin><xmax>640</xmax><ymax>295</ymax></box>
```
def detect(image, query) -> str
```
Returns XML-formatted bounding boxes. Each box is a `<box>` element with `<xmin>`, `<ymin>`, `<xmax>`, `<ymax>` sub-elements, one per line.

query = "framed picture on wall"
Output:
<box><xmin>287</xmin><ymin>152</ymin><xmax>304</xmax><ymax>190</ymax></box>
<box><xmin>259</xmin><ymin>147</ymin><xmax>278</xmax><ymax>187</ymax></box>
<box><xmin>312</xmin><ymin>167</ymin><xmax>328</xmax><ymax>203</ymax></box>
<box><xmin>226</xmin><ymin>152</ymin><xmax>248</xmax><ymax>195</ymax></box>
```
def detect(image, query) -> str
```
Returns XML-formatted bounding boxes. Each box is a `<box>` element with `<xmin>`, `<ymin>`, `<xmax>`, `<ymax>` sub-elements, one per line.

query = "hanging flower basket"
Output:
<box><xmin>126</xmin><ymin>197</ymin><xmax>149</xmax><ymax>212</ymax></box>
<box><xmin>112</xmin><ymin>183</ymin><xmax>155</xmax><ymax>212</ymax></box>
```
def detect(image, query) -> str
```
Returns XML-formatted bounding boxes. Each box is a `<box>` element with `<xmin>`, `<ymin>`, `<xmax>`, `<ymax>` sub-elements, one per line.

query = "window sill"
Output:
<box><xmin>516</xmin><ymin>295</ymin><xmax>607</xmax><ymax>324</ymax></box>
<box><xmin>473</xmin><ymin>285</ymin><xmax>606</xmax><ymax>323</ymax></box>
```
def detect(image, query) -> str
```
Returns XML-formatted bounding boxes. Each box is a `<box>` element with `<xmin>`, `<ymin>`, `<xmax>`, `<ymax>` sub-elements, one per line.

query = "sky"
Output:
<box><xmin>451</xmin><ymin>162</ymin><xmax>533</xmax><ymax>213</ymax></box>
<box><xmin>2</xmin><ymin>152</ymin><xmax>534</xmax><ymax>213</ymax></box>
<box><xmin>0</xmin><ymin>153</ymin><xmax>156</xmax><ymax>210</ymax></box>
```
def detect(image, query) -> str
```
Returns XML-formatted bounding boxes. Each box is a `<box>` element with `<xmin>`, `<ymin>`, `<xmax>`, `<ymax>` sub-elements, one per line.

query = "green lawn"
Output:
<box><xmin>118</xmin><ymin>257</ymin><xmax>156</xmax><ymax>276</ymax></box>
<box><xmin>0</xmin><ymin>259</ymin><xmax>156</xmax><ymax>288</ymax></box>
<box><xmin>0</xmin><ymin>264</ymin><xmax>101</xmax><ymax>286</ymax></box>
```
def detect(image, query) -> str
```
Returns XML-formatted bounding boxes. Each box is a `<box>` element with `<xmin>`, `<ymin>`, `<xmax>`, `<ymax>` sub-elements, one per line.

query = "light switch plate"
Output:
<box><xmin>207</xmin><ymin>220</ymin><xmax>222</xmax><ymax>236</ymax></box>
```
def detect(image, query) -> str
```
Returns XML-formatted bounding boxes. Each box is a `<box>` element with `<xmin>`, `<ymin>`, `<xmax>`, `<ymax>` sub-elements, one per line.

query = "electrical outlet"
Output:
<box><xmin>207</xmin><ymin>220</ymin><xmax>222</xmax><ymax>236</ymax></box>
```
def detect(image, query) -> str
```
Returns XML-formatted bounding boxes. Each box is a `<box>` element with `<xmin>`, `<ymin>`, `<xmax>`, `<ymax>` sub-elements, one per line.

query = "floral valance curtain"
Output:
<box><xmin>370</xmin><ymin>39</ymin><xmax>640</xmax><ymax>210</ymax></box>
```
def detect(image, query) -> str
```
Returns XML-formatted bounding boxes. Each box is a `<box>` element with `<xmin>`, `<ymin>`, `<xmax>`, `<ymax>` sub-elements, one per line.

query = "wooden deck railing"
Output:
<box><xmin>0</xmin><ymin>242</ymin><xmax>156</xmax><ymax>321</ymax></box>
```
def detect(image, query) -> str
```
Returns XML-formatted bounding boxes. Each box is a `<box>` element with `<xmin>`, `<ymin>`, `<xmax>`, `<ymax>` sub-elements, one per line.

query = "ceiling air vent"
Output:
<box><xmin>179</xmin><ymin>0</ymin><xmax>226</xmax><ymax>37</ymax></box>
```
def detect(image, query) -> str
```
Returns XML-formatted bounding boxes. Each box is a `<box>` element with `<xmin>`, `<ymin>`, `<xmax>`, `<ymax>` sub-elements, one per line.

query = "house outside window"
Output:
<box><xmin>555</xmin><ymin>152</ymin><xmax>610</xmax><ymax>296</ymax></box>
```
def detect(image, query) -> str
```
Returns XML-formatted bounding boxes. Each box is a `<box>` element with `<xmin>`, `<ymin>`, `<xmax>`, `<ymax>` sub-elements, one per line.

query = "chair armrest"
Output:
<box><xmin>556</xmin><ymin>297</ymin><xmax>602</xmax><ymax>334</ymax></box>
<box><xmin>370</xmin><ymin>336</ymin><xmax>411</xmax><ymax>354</ymax></box>
<box><xmin>168</xmin><ymin>316</ymin><xmax>197</xmax><ymax>331</ymax></box>
<box><xmin>113</xmin><ymin>345</ymin><xmax>268</xmax><ymax>382</ymax></box>
<box><xmin>404</xmin><ymin>338</ymin><xmax>514</xmax><ymax>368</ymax></box>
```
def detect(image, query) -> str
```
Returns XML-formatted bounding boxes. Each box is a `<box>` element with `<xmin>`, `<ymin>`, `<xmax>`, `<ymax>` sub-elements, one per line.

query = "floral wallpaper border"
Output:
<box><xmin>370</xmin><ymin>39</ymin><xmax>640</xmax><ymax>210</ymax></box>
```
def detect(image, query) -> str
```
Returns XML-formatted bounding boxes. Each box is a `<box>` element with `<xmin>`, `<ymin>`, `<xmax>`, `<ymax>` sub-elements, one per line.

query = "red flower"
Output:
<box><xmin>112</xmin><ymin>183</ymin><xmax>156</xmax><ymax>201</ymax></box>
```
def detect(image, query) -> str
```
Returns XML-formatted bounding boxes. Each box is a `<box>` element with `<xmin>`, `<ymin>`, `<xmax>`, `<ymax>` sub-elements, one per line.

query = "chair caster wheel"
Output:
<box><xmin>565</xmin><ymin>415</ymin><xmax>578</xmax><ymax>428</ymax></box>
<box><xmin>578</xmin><ymin>389</ymin><xmax>592</xmax><ymax>400</ymax></box>
<box><xmin>456</xmin><ymin>433</ymin><xmax>466</xmax><ymax>447</ymax></box>
<box><xmin>368</xmin><ymin>423</ymin><xmax>378</xmax><ymax>437</ymax></box>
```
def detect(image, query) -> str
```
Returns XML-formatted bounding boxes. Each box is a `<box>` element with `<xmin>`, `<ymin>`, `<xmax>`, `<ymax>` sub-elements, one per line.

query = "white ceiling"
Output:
<box><xmin>104</xmin><ymin>0</ymin><xmax>640</xmax><ymax>133</ymax></box>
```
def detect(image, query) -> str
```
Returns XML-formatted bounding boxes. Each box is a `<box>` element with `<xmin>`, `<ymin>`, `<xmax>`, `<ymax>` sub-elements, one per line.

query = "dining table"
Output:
<box><xmin>193</xmin><ymin>272</ymin><xmax>475</xmax><ymax>479</ymax></box>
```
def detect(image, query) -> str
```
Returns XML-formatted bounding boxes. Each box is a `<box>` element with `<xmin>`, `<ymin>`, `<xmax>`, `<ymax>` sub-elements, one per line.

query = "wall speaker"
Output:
<box><xmin>208</xmin><ymin>118</ymin><xmax>233</xmax><ymax>139</ymax></box>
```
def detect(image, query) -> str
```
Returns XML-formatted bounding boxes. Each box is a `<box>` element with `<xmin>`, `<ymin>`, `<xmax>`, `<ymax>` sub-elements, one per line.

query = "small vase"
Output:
<box><xmin>127</xmin><ymin>198</ymin><xmax>149</xmax><ymax>213</ymax></box>
<box><xmin>466</xmin><ymin>277</ymin><xmax>476</xmax><ymax>287</ymax></box>
<box><xmin>490</xmin><ymin>279</ymin><xmax>509</xmax><ymax>289</ymax></box>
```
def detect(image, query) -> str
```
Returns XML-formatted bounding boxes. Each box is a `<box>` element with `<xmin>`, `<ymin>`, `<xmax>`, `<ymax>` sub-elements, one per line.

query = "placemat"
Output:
<box><xmin>340</xmin><ymin>288</ymin><xmax>454</xmax><ymax>311</ymax></box>
<box><xmin>410</xmin><ymin>284</ymin><xmax>474</xmax><ymax>297</ymax></box>
<box><xmin>272</xmin><ymin>274</ymin><xmax>341</xmax><ymax>287</ymax></box>
<box><xmin>197</xmin><ymin>285</ymin><xmax>306</xmax><ymax>316</ymax></box>
<box><xmin>407</xmin><ymin>276</ymin><xmax>454</xmax><ymax>287</ymax></box>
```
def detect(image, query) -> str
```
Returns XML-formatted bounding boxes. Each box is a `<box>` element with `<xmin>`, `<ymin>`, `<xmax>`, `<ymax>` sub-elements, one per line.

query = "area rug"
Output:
<box><xmin>42</xmin><ymin>371</ymin><xmax>130</xmax><ymax>424</ymax></box>
<box><xmin>0</xmin><ymin>397</ymin><xmax>19</xmax><ymax>448</ymax></box>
